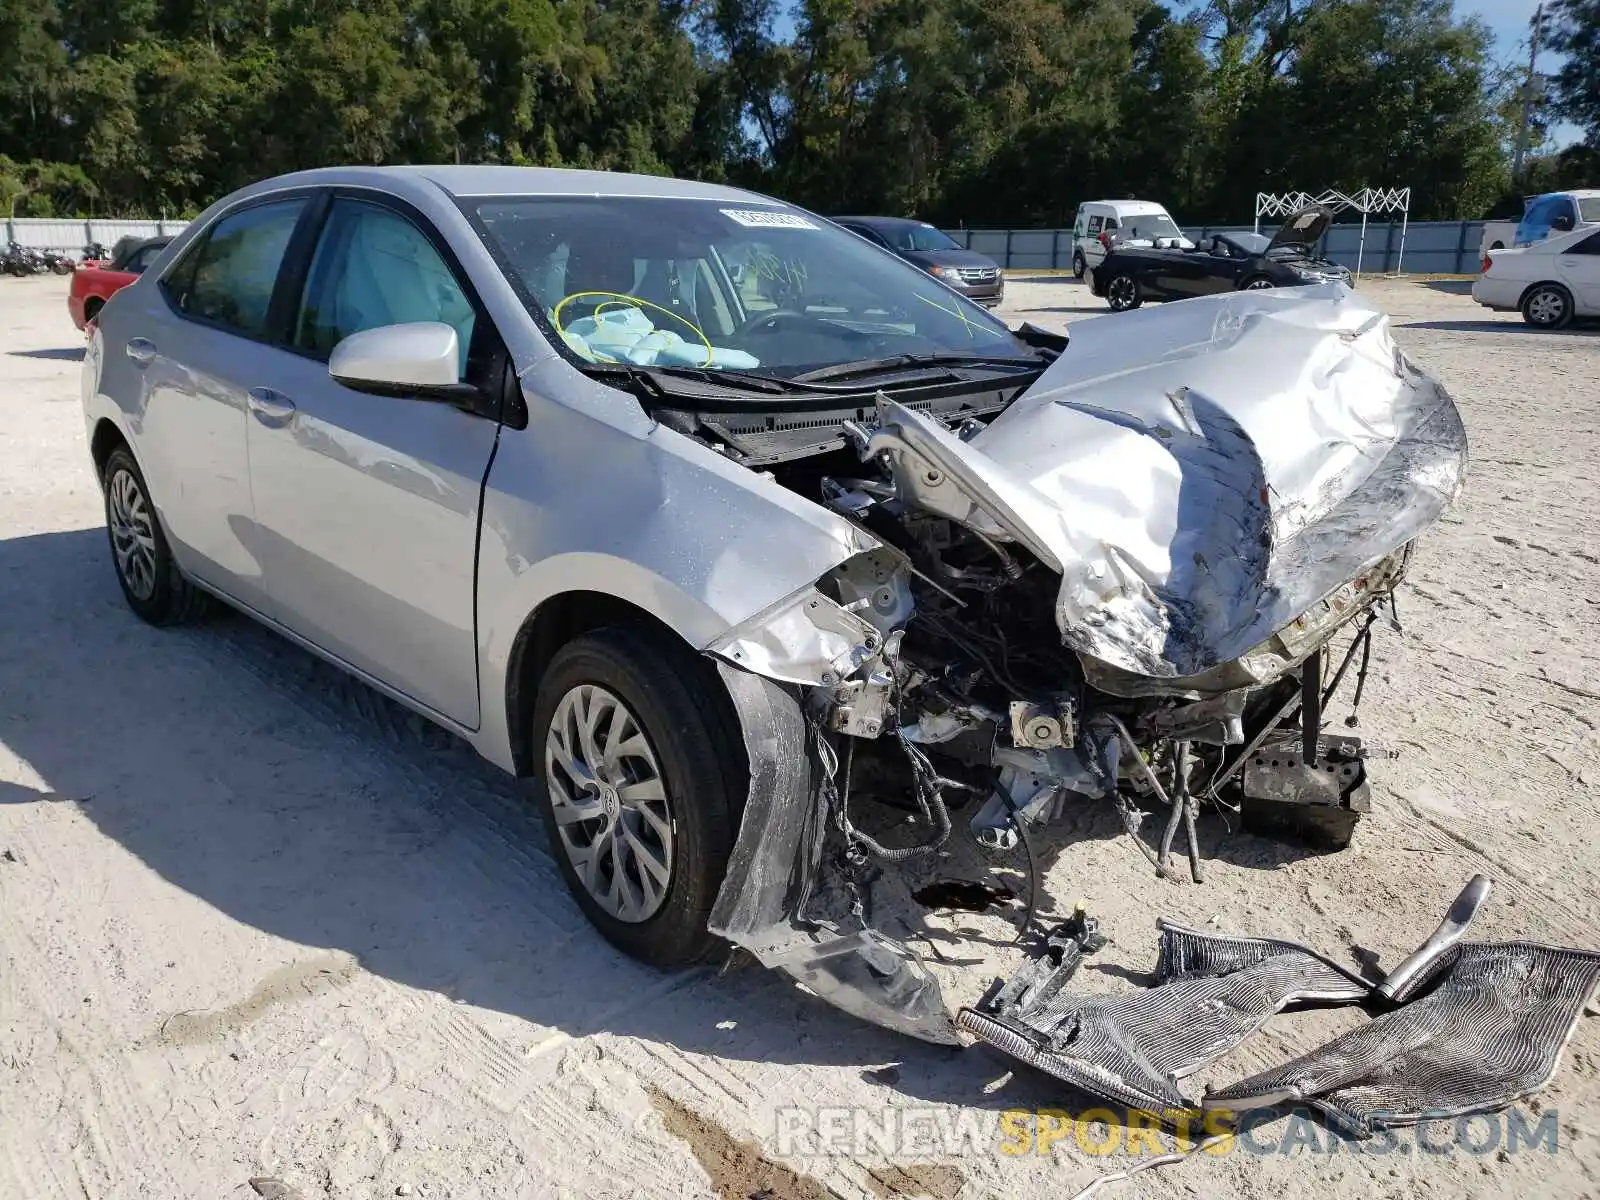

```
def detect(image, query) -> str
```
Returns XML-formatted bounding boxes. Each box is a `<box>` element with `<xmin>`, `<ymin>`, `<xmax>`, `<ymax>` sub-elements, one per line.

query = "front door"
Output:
<box><xmin>245</xmin><ymin>195</ymin><xmax>502</xmax><ymax>727</ymax></box>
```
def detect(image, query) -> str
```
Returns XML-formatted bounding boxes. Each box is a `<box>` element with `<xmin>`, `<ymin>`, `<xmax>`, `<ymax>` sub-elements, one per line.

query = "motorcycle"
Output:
<box><xmin>2</xmin><ymin>242</ymin><xmax>48</xmax><ymax>276</ymax></box>
<box><xmin>82</xmin><ymin>241</ymin><xmax>108</xmax><ymax>263</ymax></box>
<box><xmin>41</xmin><ymin>249</ymin><xmax>76</xmax><ymax>275</ymax></box>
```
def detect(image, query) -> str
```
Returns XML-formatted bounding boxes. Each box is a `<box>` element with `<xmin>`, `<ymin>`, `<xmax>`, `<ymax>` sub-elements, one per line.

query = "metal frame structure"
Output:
<box><xmin>1256</xmin><ymin>188</ymin><xmax>1412</xmax><ymax>278</ymax></box>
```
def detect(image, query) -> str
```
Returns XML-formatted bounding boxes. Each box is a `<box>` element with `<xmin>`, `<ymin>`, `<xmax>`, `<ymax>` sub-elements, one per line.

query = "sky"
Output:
<box><xmin>1458</xmin><ymin>0</ymin><xmax>1579</xmax><ymax>146</ymax></box>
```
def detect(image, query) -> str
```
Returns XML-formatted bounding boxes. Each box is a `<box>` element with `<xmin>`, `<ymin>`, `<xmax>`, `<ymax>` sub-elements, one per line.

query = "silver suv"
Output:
<box><xmin>83</xmin><ymin>166</ymin><xmax>1466</xmax><ymax>1044</ymax></box>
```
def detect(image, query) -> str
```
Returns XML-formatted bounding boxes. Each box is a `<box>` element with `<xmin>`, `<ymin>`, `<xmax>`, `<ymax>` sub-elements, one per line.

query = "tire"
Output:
<box><xmin>101</xmin><ymin>446</ymin><xmax>210</xmax><ymax>625</ymax></box>
<box><xmin>531</xmin><ymin>622</ymin><xmax>745</xmax><ymax>968</ymax></box>
<box><xmin>1106</xmin><ymin>273</ymin><xmax>1142</xmax><ymax>311</ymax></box>
<box><xmin>1521</xmin><ymin>282</ymin><xmax>1573</xmax><ymax>329</ymax></box>
<box><xmin>1072</xmin><ymin>250</ymin><xmax>1087</xmax><ymax>280</ymax></box>
<box><xmin>1242</xmin><ymin>276</ymin><xmax>1275</xmax><ymax>290</ymax></box>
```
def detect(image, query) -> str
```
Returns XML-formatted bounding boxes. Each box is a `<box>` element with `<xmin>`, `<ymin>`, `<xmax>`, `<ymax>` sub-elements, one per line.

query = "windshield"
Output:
<box><xmin>1581</xmin><ymin>197</ymin><xmax>1600</xmax><ymax>222</ymax></box>
<box><xmin>467</xmin><ymin>196</ymin><xmax>1023</xmax><ymax>379</ymax></box>
<box><xmin>889</xmin><ymin>223</ymin><xmax>962</xmax><ymax>252</ymax></box>
<box><xmin>1226</xmin><ymin>232</ymin><xmax>1272</xmax><ymax>255</ymax></box>
<box><xmin>1120</xmin><ymin>213</ymin><xmax>1182</xmax><ymax>240</ymax></box>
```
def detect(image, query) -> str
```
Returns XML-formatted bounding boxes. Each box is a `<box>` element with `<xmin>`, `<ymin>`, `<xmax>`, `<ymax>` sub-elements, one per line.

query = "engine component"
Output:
<box><xmin>1240</xmin><ymin>733</ymin><xmax>1371</xmax><ymax>850</ymax></box>
<box><xmin>1010</xmin><ymin>699</ymin><xmax>1074</xmax><ymax>749</ymax></box>
<box><xmin>969</xmin><ymin>744</ymin><xmax>1109</xmax><ymax>851</ymax></box>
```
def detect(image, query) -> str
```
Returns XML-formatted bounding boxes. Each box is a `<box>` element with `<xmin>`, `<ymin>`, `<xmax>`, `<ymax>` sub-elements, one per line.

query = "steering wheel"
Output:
<box><xmin>734</xmin><ymin>308</ymin><xmax>811</xmax><ymax>336</ymax></box>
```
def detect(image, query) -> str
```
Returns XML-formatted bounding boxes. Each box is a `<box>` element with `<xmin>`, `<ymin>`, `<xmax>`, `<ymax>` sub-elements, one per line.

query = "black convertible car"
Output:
<box><xmin>1090</xmin><ymin>205</ymin><xmax>1351</xmax><ymax>311</ymax></box>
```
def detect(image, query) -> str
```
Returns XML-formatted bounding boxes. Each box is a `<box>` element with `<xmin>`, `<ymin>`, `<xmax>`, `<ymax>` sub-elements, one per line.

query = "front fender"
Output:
<box><xmin>468</xmin><ymin>392</ymin><xmax>881</xmax><ymax>772</ymax></box>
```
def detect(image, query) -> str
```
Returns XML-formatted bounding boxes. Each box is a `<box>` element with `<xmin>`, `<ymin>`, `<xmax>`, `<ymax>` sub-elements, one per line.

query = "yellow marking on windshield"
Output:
<box><xmin>552</xmin><ymin>290</ymin><xmax>715</xmax><ymax>367</ymax></box>
<box><xmin>915</xmin><ymin>292</ymin><xmax>984</xmax><ymax>340</ymax></box>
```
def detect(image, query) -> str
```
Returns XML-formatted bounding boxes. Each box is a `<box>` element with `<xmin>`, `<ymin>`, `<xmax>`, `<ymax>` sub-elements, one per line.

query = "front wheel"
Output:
<box><xmin>1521</xmin><ymin>283</ymin><xmax>1573</xmax><ymax>329</ymax></box>
<box><xmin>1106</xmin><ymin>273</ymin><xmax>1142</xmax><ymax>311</ymax></box>
<box><xmin>1242</xmin><ymin>277</ymin><xmax>1275</xmax><ymax>290</ymax></box>
<box><xmin>531</xmin><ymin>623</ymin><xmax>745</xmax><ymax>968</ymax></box>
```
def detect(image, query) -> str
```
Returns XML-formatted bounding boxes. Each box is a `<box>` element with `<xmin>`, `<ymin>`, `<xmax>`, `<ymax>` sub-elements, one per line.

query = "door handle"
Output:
<box><xmin>125</xmin><ymin>338</ymin><xmax>156</xmax><ymax>367</ymax></box>
<box><xmin>247</xmin><ymin>387</ymin><xmax>297</xmax><ymax>426</ymax></box>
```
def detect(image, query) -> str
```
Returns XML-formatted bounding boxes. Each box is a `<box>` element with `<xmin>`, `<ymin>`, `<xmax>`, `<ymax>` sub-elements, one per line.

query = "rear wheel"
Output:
<box><xmin>1521</xmin><ymin>283</ymin><xmax>1573</xmax><ymax>329</ymax></box>
<box><xmin>101</xmin><ymin>446</ymin><xmax>210</xmax><ymax>625</ymax></box>
<box><xmin>531</xmin><ymin>623</ymin><xmax>745</xmax><ymax>968</ymax></box>
<box><xmin>1072</xmin><ymin>250</ymin><xmax>1087</xmax><ymax>279</ymax></box>
<box><xmin>1106</xmin><ymin>273</ymin><xmax>1142</xmax><ymax>312</ymax></box>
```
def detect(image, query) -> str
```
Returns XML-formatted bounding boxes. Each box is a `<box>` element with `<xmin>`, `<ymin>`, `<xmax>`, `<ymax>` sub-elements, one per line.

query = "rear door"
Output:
<box><xmin>133</xmin><ymin>195</ymin><xmax>312</xmax><ymax>612</ymax></box>
<box><xmin>244</xmin><ymin>192</ymin><xmax>505</xmax><ymax>727</ymax></box>
<box><xmin>1558</xmin><ymin>230</ymin><xmax>1600</xmax><ymax>312</ymax></box>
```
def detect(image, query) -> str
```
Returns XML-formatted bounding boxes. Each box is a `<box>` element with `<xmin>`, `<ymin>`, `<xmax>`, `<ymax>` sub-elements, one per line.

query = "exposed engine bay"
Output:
<box><xmin>661</xmin><ymin>284</ymin><xmax>1469</xmax><ymax>1044</ymax></box>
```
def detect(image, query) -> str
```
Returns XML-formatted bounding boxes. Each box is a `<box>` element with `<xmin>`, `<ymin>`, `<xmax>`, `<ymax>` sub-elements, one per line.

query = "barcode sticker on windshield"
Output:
<box><xmin>721</xmin><ymin>209</ymin><xmax>818</xmax><ymax>230</ymax></box>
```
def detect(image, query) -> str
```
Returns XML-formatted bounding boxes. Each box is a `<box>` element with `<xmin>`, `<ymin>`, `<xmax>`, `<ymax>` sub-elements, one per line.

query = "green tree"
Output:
<box><xmin>1544</xmin><ymin>0</ymin><xmax>1600</xmax><ymax>144</ymax></box>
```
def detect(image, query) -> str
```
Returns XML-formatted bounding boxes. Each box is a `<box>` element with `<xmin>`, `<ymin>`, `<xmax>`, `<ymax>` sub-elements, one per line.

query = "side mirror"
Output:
<box><xmin>1551</xmin><ymin>213</ymin><xmax>1575</xmax><ymax>232</ymax></box>
<box><xmin>329</xmin><ymin>321</ymin><xmax>499</xmax><ymax>418</ymax></box>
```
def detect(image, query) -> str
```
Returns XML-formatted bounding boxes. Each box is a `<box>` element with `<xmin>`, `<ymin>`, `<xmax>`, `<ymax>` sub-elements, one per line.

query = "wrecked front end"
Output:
<box><xmin>695</xmin><ymin>284</ymin><xmax>1468</xmax><ymax>1043</ymax></box>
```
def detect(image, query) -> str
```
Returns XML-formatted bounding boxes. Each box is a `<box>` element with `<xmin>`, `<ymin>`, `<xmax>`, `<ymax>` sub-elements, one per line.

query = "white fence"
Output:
<box><xmin>4</xmin><ymin>217</ymin><xmax>189</xmax><ymax>261</ymax></box>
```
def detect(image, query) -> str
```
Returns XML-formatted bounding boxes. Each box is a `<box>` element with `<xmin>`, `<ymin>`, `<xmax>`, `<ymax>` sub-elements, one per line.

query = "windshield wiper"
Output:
<box><xmin>791</xmin><ymin>352</ymin><xmax>1046</xmax><ymax>384</ymax></box>
<box><xmin>578</xmin><ymin>361</ymin><xmax>801</xmax><ymax>395</ymax></box>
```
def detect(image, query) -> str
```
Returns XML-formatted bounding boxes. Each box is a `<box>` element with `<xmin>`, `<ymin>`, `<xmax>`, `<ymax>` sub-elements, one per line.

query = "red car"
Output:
<box><xmin>68</xmin><ymin>236</ymin><xmax>171</xmax><ymax>331</ymax></box>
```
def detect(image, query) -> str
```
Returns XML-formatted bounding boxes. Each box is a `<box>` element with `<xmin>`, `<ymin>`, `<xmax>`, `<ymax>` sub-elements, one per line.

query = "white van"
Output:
<box><xmin>1071</xmin><ymin>200</ymin><xmax>1193</xmax><ymax>278</ymax></box>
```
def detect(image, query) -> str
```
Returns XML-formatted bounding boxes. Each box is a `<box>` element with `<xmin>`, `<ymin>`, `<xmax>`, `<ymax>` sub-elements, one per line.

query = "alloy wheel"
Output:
<box><xmin>1244</xmin><ymin>278</ymin><xmax>1274</xmax><ymax>290</ymax></box>
<box><xmin>107</xmin><ymin>467</ymin><xmax>157</xmax><ymax>601</ymax></box>
<box><xmin>1108</xmin><ymin>276</ymin><xmax>1137</xmax><ymax>310</ymax></box>
<box><xmin>543</xmin><ymin>684</ymin><xmax>674</xmax><ymax>923</ymax></box>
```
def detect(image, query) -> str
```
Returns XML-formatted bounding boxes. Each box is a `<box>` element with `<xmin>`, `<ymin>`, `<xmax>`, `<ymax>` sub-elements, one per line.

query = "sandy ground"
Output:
<box><xmin>1</xmin><ymin>271</ymin><xmax>1597</xmax><ymax>1200</ymax></box>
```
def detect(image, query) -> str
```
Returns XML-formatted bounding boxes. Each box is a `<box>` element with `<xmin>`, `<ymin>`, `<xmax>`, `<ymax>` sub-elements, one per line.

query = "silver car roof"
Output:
<box><xmin>225</xmin><ymin>164</ymin><xmax>784</xmax><ymax>204</ymax></box>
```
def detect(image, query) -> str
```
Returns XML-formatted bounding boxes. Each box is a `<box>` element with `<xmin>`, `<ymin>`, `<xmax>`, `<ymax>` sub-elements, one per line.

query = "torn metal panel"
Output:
<box><xmin>706</xmin><ymin>586</ymin><xmax>881</xmax><ymax>687</ymax></box>
<box><xmin>1206</xmin><ymin>942</ymin><xmax>1600</xmax><ymax>1136</ymax></box>
<box><xmin>867</xmin><ymin>286</ymin><xmax>1465</xmax><ymax>689</ymax></box>
<box><xmin>707</xmin><ymin>662</ymin><xmax>959</xmax><ymax>1045</ymax></box>
<box><xmin>958</xmin><ymin>920</ymin><xmax>1372</xmax><ymax>1112</ymax></box>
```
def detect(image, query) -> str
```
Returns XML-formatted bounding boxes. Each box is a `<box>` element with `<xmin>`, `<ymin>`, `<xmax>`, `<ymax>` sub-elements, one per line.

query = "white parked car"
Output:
<box><xmin>1070</xmin><ymin>199</ymin><xmax>1193</xmax><ymax>278</ymax></box>
<box><xmin>1472</xmin><ymin>224</ymin><xmax>1600</xmax><ymax>328</ymax></box>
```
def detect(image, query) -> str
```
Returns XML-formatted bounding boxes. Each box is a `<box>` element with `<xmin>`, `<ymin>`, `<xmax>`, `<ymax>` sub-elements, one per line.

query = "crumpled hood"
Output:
<box><xmin>877</xmin><ymin>284</ymin><xmax>1467</xmax><ymax>683</ymax></box>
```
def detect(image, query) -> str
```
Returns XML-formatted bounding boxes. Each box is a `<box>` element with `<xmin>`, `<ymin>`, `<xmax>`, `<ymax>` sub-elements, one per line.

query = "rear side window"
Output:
<box><xmin>1087</xmin><ymin>215</ymin><xmax>1104</xmax><ymax>234</ymax></box>
<box><xmin>165</xmin><ymin>200</ymin><xmax>306</xmax><ymax>339</ymax></box>
<box><xmin>127</xmin><ymin>243</ymin><xmax>166</xmax><ymax>274</ymax></box>
<box><xmin>1572</xmin><ymin>231</ymin><xmax>1600</xmax><ymax>255</ymax></box>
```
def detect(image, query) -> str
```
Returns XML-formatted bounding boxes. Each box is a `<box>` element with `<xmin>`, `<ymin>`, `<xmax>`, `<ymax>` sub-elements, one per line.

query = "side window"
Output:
<box><xmin>1087</xmin><ymin>215</ymin><xmax>1104</xmax><ymax>235</ymax></box>
<box><xmin>1073</xmin><ymin>208</ymin><xmax>1086</xmax><ymax>236</ymax></box>
<box><xmin>295</xmin><ymin>199</ymin><xmax>477</xmax><ymax>376</ymax></box>
<box><xmin>129</xmin><ymin>244</ymin><xmax>165</xmax><ymax>274</ymax></box>
<box><xmin>1525</xmin><ymin>196</ymin><xmax>1560</xmax><ymax>227</ymax></box>
<box><xmin>1105</xmin><ymin>217</ymin><xmax>1120</xmax><ymax>231</ymax></box>
<box><xmin>166</xmin><ymin>200</ymin><xmax>306</xmax><ymax>339</ymax></box>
